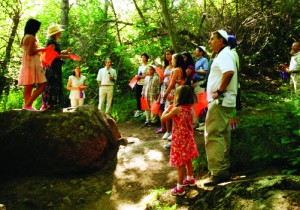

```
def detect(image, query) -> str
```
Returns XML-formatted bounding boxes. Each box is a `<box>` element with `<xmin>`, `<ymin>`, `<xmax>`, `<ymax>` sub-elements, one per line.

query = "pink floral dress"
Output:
<box><xmin>170</xmin><ymin>105</ymin><xmax>199</xmax><ymax>167</ymax></box>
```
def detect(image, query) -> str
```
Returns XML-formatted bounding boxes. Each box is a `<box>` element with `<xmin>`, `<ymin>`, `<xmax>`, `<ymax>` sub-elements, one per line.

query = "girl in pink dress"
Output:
<box><xmin>18</xmin><ymin>19</ymin><xmax>47</xmax><ymax>110</ymax></box>
<box><xmin>161</xmin><ymin>85</ymin><xmax>198</xmax><ymax>196</ymax></box>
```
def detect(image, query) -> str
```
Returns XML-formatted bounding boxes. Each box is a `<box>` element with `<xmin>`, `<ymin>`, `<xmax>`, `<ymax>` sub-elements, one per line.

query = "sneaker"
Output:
<box><xmin>162</xmin><ymin>132</ymin><xmax>171</xmax><ymax>140</ymax></box>
<box><xmin>164</xmin><ymin>142</ymin><xmax>171</xmax><ymax>150</ymax></box>
<box><xmin>155</xmin><ymin>128</ymin><xmax>165</xmax><ymax>134</ymax></box>
<box><xmin>171</xmin><ymin>186</ymin><xmax>185</xmax><ymax>196</ymax></box>
<box><xmin>134</xmin><ymin>110</ymin><xmax>141</xmax><ymax>118</ymax></box>
<box><xmin>167</xmin><ymin>134</ymin><xmax>172</xmax><ymax>141</ymax></box>
<box><xmin>23</xmin><ymin>105</ymin><xmax>36</xmax><ymax>111</ymax></box>
<box><xmin>183</xmin><ymin>178</ymin><xmax>196</xmax><ymax>186</ymax></box>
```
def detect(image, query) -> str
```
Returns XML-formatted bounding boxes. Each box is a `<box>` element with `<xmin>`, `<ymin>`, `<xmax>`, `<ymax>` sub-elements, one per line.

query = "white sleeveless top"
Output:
<box><xmin>68</xmin><ymin>75</ymin><xmax>87</xmax><ymax>99</ymax></box>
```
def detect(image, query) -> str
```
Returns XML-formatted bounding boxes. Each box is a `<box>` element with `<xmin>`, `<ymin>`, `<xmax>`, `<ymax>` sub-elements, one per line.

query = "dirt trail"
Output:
<box><xmin>0</xmin><ymin>119</ymin><xmax>204</xmax><ymax>210</ymax></box>
<box><xmin>99</xmin><ymin>119</ymin><xmax>204</xmax><ymax>209</ymax></box>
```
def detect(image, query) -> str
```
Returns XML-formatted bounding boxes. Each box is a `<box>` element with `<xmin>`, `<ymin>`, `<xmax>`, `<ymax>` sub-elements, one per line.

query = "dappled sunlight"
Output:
<box><xmin>117</xmin><ymin>202</ymin><xmax>146</xmax><ymax>210</ymax></box>
<box><xmin>123</xmin><ymin>154</ymin><xmax>148</xmax><ymax>171</ymax></box>
<box><xmin>145</xmin><ymin>149</ymin><xmax>164</xmax><ymax>161</ymax></box>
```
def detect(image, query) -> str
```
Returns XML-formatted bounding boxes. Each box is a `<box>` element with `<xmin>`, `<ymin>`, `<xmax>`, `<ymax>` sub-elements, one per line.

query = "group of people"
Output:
<box><xmin>18</xmin><ymin>18</ymin><xmax>300</xmax><ymax>198</ymax></box>
<box><xmin>132</xmin><ymin>30</ymin><xmax>240</xmax><ymax>196</ymax></box>
<box><xmin>18</xmin><ymin>18</ymin><xmax>86</xmax><ymax>111</ymax></box>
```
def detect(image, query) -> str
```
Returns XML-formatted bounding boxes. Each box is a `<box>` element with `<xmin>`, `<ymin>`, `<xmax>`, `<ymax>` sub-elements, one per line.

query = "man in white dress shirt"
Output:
<box><xmin>96</xmin><ymin>58</ymin><xmax>117</xmax><ymax>114</ymax></box>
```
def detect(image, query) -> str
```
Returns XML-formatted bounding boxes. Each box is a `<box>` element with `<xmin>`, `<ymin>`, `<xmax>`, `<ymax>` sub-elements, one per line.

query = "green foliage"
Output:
<box><xmin>0</xmin><ymin>89</ymin><xmax>23</xmax><ymax>111</ymax></box>
<box><xmin>231</xmin><ymin>91</ymin><xmax>300</xmax><ymax>175</ymax></box>
<box><xmin>145</xmin><ymin>187</ymin><xmax>177</xmax><ymax>210</ymax></box>
<box><xmin>192</xmin><ymin>149</ymin><xmax>207</xmax><ymax>173</ymax></box>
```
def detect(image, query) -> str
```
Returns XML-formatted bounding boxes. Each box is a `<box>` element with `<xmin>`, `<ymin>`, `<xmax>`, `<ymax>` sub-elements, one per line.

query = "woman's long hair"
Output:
<box><xmin>173</xmin><ymin>53</ymin><xmax>186</xmax><ymax>80</ymax></box>
<box><xmin>182</xmin><ymin>51</ymin><xmax>194</xmax><ymax>71</ymax></box>
<box><xmin>72</xmin><ymin>66</ymin><xmax>81</xmax><ymax>77</ymax></box>
<box><xmin>164</xmin><ymin>49</ymin><xmax>175</xmax><ymax>67</ymax></box>
<box><xmin>21</xmin><ymin>18</ymin><xmax>41</xmax><ymax>45</ymax></box>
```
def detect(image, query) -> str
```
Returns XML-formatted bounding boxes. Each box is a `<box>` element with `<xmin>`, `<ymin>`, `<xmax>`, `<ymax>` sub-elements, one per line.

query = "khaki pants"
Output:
<box><xmin>204</xmin><ymin>100</ymin><xmax>234</xmax><ymax>176</ymax></box>
<box><xmin>145</xmin><ymin>100</ymin><xmax>157</xmax><ymax>123</ymax></box>
<box><xmin>99</xmin><ymin>86</ymin><xmax>114</xmax><ymax>114</ymax></box>
<box><xmin>290</xmin><ymin>73</ymin><xmax>300</xmax><ymax>97</ymax></box>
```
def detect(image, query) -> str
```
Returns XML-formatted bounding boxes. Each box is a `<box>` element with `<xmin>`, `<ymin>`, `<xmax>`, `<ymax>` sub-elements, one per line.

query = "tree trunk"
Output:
<box><xmin>132</xmin><ymin>0</ymin><xmax>148</xmax><ymax>26</ymax></box>
<box><xmin>60</xmin><ymin>0</ymin><xmax>70</xmax><ymax>47</ymax></box>
<box><xmin>110</xmin><ymin>0</ymin><xmax>122</xmax><ymax>45</ymax></box>
<box><xmin>158</xmin><ymin>0</ymin><xmax>178</xmax><ymax>52</ymax></box>
<box><xmin>0</xmin><ymin>1</ymin><xmax>21</xmax><ymax>96</ymax></box>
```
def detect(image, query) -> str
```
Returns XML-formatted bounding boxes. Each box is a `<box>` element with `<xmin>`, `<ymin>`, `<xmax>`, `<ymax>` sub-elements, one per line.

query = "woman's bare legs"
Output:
<box><xmin>24</xmin><ymin>84</ymin><xmax>34</xmax><ymax>105</ymax></box>
<box><xmin>25</xmin><ymin>82</ymin><xmax>47</xmax><ymax>107</ymax></box>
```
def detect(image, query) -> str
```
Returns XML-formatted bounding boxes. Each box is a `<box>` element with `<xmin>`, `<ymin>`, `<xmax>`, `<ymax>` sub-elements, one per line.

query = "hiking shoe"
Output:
<box><xmin>171</xmin><ymin>187</ymin><xmax>185</xmax><ymax>196</ymax></box>
<box><xmin>162</xmin><ymin>132</ymin><xmax>171</xmax><ymax>140</ymax></box>
<box><xmin>203</xmin><ymin>172</ymin><xmax>230</xmax><ymax>186</ymax></box>
<box><xmin>167</xmin><ymin>134</ymin><xmax>172</xmax><ymax>141</ymax></box>
<box><xmin>164</xmin><ymin>142</ymin><xmax>171</xmax><ymax>150</ymax></box>
<box><xmin>183</xmin><ymin>178</ymin><xmax>196</xmax><ymax>186</ymax></box>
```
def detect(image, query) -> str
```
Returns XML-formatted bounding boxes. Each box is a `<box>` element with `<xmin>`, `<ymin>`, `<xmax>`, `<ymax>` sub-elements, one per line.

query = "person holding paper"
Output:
<box><xmin>41</xmin><ymin>24</ymin><xmax>71</xmax><ymax>111</ymax></box>
<box><xmin>66</xmin><ymin>66</ymin><xmax>87</xmax><ymax>107</ymax></box>
<box><xmin>134</xmin><ymin>53</ymin><xmax>149</xmax><ymax>117</ymax></box>
<box><xmin>141</xmin><ymin>66</ymin><xmax>160</xmax><ymax>125</ymax></box>
<box><xmin>18</xmin><ymin>19</ymin><xmax>47</xmax><ymax>111</ymax></box>
<box><xmin>97</xmin><ymin>58</ymin><xmax>117</xmax><ymax>114</ymax></box>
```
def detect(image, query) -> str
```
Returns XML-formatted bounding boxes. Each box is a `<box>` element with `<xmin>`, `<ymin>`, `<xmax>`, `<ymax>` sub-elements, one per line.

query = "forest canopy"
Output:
<box><xmin>0</xmin><ymin>0</ymin><xmax>299</xmax><ymax>113</ymax></box>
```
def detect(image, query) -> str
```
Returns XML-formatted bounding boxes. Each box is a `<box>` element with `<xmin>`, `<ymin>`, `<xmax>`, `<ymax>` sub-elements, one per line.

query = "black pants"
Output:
<box><xmin>136</xmin><ymin>84</ymin><xmax>143</xmax><ymax>110</ymax></box>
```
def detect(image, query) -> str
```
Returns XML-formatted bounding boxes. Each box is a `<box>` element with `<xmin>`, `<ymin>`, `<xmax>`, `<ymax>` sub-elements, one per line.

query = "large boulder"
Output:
<box><xmin>0</xmin><ymin>105</ymin><xmax>123</xmax><ymax>176</ymax></box>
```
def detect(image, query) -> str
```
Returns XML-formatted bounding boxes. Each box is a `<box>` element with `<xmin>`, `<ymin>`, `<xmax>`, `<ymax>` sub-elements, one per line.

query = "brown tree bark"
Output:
<box><xmin>60</xmin><ymin>0</ymin><xmax>70</xmax><ymax>46</ymax></box>
<box><xmin>158</xmin><ymin>0</ymin><xmax>178</xmax><ymax>52</ymax></box>
<box><xmin>132</xmin><ymin>0</ymin><xmax>148</xmax><ymax>26</ymax></box>
<box><xmin>110</xmin><ymin>0</ymin><xmax>122</xmax><ymax>45</ymax></box>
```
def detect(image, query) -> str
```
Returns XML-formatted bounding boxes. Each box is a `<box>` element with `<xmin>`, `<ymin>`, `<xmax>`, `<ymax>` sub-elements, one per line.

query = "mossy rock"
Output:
<box><xmin>0</xmin><ymin>105</ymin><xmax>122</xmax><ymax>176</ymax></box>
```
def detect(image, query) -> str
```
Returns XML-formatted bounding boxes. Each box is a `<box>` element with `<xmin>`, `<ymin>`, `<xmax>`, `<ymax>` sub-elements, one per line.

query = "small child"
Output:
<box><xmin>161</xmin><ymin>85</ymin><xmax>199</xmax><ymax>196</ymax></box>
<box><xmin>141</xmin><ymin>66</ymin><xmax>160</xmax><ymax>125</ymax></box>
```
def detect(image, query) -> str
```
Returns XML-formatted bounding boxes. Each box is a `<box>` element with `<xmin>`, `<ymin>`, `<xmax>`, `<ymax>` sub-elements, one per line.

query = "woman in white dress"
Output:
<box><xmin>66</xmin><ymin>66</ymin><xmax>87</xmax><ymax>107</ymax></box>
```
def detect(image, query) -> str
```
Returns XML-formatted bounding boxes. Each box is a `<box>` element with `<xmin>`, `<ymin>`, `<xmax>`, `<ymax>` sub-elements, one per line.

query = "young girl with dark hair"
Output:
<box><xmin>161</xmin><ymin>85</ymin><xmax>198</xmax><ymax>196</ymax></box>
